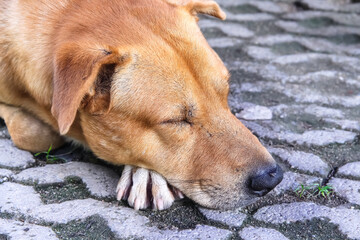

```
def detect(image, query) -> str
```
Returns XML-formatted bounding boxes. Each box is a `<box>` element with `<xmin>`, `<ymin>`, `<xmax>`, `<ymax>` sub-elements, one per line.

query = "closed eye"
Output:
<box><xmin>160</xmin><ymin>105</ymin><xmax>195</xmax><ymax>126</ymax></box>
<box><xmin>161</xmin><ymin>117</ymin><xmax>192</xmax><ymax>126</ymax></box>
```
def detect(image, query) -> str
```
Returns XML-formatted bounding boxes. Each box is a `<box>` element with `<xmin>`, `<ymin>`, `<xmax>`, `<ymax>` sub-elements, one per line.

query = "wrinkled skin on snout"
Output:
<box><xmin>62</xmin><ymin>3</ymin><xmax>283</xmax><ymax>209</ymax></box>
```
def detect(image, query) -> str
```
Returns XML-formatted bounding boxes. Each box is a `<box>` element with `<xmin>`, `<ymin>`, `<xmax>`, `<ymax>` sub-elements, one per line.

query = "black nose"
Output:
<box><xmin>248</xmin><ymin>164</ymin><xmax>283</xmax><ymax>197</ymax></box>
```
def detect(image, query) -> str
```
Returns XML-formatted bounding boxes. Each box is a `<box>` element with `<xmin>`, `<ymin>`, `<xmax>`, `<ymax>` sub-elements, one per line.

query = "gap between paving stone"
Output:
<box><xmin>0</xmin><ymin>182</ymin><xmax>233</xmax><ymax>239</ymax></box>
<box><xmin>0</xmin><ymin>218</ymin><xmax>58</xmax><ymax>240</ymax></box>
<box><xmin>240</xmin><ymin>80</ymin><xmax>360</xmax><ymax>108</ymax></box>
<box><xmin>243</xmin><ymin>121</ymin><xmax>358</xmax><ymax>147</ymax></box>
<box><xmin>199</xmin><ymin>19</ymin><xmax>255</xmax><ymax>38</ymax></box>
<box><xmin>0</xmin><ymin>139</ymin><xmax>35</xmax><ymax>170</ymax></box>
<box><xmin>268</xmin><ymin>147</ymin><xmax>330</xmax><ymax>177</ymax></box>
<box><xmin>13</xmin><ymin>162</ymin><xmax>119</xmax><ymax>199</ymax></box>
<box><xmin>253</xmin><ymin>202</ymin><xmax>360</xmax><ymax>240</ymax></box>
<box><xmin>198</xmin><ymin>208</ymin><xmax>247</xmax><ymax>228</ymax></box>
<box><xmin>216</xmin><ymin>0</ymin><xmax>294</xmax><ymax>14</ymax></box>
<box><xmin>239</xmin><ymin>226</ymin><xmax>289</xmax><ymax>240</ymax></box>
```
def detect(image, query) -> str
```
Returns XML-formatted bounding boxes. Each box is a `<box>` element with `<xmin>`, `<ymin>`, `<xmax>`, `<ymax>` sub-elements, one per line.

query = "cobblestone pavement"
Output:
<box><xmin>1</xmin><ymin>0</ymin><xmax>360</xmax><ymax>239</ymax></box>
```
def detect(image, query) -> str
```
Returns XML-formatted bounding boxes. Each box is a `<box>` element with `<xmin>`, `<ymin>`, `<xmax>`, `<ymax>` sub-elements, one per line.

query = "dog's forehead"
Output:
<box><xmin>111</xmin><ymin>42</ymin><xmax>229</xmax><ymax>120</ymax></box>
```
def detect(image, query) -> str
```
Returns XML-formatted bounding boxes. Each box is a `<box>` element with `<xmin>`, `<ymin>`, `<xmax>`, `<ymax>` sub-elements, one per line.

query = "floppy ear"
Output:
<box><xmin>51</xmin><ymin>43</ymin><xmax>126</xmax><ymax>135</ymax></box>
<box><xmin>168</xmin><ymin>0</ymin><xmax>226</xmax><ymax>20</ymax></box>
<box><xmin>187</xmin><ymin>0</ymin><xmax>226</xmax><ymax>20</ymax></box>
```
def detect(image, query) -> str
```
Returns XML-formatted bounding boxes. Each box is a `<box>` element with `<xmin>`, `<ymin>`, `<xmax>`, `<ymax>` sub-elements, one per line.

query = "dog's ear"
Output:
<box><xmin>188</xmin><ymin>0</ymin><xmax>226</xmax><ymax>20</ymax></box>
<box><xmin>51</xmin><ymin>43</ymin><xmax>127</xmax><ymax>135</ymax></box>
<box><xmin>168</xmin><ymin>0</ymin><xmax>226</xmax><ymax>20</ymax></box>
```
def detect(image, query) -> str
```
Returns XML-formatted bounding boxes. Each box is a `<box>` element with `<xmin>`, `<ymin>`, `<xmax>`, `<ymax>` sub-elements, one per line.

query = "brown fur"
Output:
<box><xmin>0</xmin><ymin>0</ymin><xmax>276</xmax><ymax>209</ymax></box>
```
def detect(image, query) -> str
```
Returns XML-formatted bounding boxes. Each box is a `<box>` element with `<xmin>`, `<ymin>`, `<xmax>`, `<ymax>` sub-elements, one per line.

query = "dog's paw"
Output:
<box><xmin>116</xmin><ymin>165</ymin><xmax>183</xmax><ymax>210</ymax></box>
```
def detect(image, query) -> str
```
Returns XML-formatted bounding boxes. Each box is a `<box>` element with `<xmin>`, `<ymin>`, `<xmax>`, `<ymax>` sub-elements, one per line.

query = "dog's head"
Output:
<box><xmin>51</xmin><ymin>0</ymin><xmax>282</xmax><ymax>209</ymax></box>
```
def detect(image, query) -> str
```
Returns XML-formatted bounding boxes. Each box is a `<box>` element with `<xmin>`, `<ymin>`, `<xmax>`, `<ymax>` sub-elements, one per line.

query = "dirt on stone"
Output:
<box><xmin>52</xmin><ymin>215</ymin><xmax>117</xmax><ymax>240</ymax></box>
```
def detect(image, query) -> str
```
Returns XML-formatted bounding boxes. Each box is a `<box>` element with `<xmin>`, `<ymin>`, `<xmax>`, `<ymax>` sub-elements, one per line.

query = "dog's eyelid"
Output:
<box><xmin>160</xmin><ymin>116</ymin><xmax>192</xmax><ymax>126</ymax></box>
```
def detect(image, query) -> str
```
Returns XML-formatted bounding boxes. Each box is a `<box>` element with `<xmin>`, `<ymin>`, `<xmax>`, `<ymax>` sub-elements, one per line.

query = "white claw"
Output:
<box><xmin>116</xmin><ymin>165</ymin><xmax>185</xmax><ymax>211</ymax></box>
<box><xmin>127</xmin><ymin>168</ymin><xmax>150</xmax><ymax>210</ymax></box>
<box><xmin>116</xmin><ymin>165</ymin><xmax>132</xmax><ymax>201</ymax></box>
<box><xmin>150</xmin><ymin>171</ymin><xmax>175</xmax><ymax>210</ymax></box>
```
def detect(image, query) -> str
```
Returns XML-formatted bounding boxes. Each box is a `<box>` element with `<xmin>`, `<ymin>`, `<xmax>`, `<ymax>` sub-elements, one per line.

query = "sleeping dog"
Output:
<box><xmin>0</xmin><ymin>0</ymin><xmax>282</xmax><ymax>210</ymax></box>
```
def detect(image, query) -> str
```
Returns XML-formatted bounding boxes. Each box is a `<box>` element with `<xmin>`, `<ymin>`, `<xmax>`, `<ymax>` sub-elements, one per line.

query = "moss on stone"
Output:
<box><xmin>34</xmin><ymin>176</ymin><xmax>91</xmax><ymax>204</ymax></box>
<box><xmin>52</xmin><ymin>215</ymin><xmax>117</xmax><ymax>240</ymax></box>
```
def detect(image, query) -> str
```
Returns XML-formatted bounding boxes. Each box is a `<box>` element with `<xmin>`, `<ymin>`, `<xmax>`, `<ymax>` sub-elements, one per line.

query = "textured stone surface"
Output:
<box><xmin>0</xmin><ymin>219</ymin><xmax>58</xmax><ymax>240</ymax></box>
<box><xmin>208</xmin><ymin>37</ymin><xmax>243</xmax><ymax>48</ymax></box>
<box><xmin>0</xmin><ymin>139</ymin><xmax>35</xmax><ymax>169</ymax></box>
<box><xmin>329</xmin><ymin>178</ymin><xmax>360</xmax><ymax>205</ymax></box>
<box><xmin>239</xmin><ymin>227</ymin><xmax>289</xmax><ymax>240</ymax></box>
<box><xmin>271</xmin><ymin>171</ymin><xmax>321</xmax><ymax>195</ymax></box>
<box><xmin>254</xmin><ymin>202</ymin><xmax>360</xmax><ymax>240</ymax></box>
<box><xmin>337</xmin><ymin>162</ymin><xmax>360</xmax><ymax>178</ymax></box>
<box><xmin>304</xmin><ymin>105</ymin><xmax>344</xmax><ymax>118</ymax></box>
<box><xmin>244</xmin><ymin>121</ymin><xmax>357</xmax><ymax>146</ymax></box>
<box><xmin>0</xmin><ymin>168</ymin><xmax>13</xmax><ymax>183</ymax></box>
<box><xmin>0</xmin><ymin>168</ymin><xmax>13</xmax><ymax>178</ymax></box>
<box><xmin>199</xmin><ymin>208</ymin><xmax>247</xmax><ymax>227</ymax></box>
<box><xmin>268</xmin><ymin>147</ymin><xmax>330</xmax><ymax>176</ymax></box>
<box><xmin>14</xmin><ymin>162</ymin><xmax>119</xmax><ymax>198</ymax></box>
<box><xmin>199</xmin><ymin>20</ymin><xmax>254</xmax><ymax>38</ymax></box>
<box><xmin>236</xmin><ymin>105</ymin><xmax>273</xmax><ymax>120</ymax></box>
<box><xmin>0</xmin><ymin>182</ymin><xmax>232</xmax><ymax>239</ymax></box>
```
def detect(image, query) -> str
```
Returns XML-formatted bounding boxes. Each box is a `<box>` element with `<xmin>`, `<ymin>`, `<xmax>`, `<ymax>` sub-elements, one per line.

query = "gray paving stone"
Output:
<box><xmin>229</xmin><ymin>60</ymin><xmax>360</xmax><ymax>87</ymax></box>
<box><xmin>244</xmin><ymin>46</ymin><xmax>278</xmax><ymax>61</ymax></box>
<box><xmin>329</xmin><ymin>178</ymin><xmax>360</xmax><ymax>205</ymax></box>
<box><xmin>0</xmin><ymin>218</ymin><xmax>59</xmax><ymax>240</ymax></box>
<box><xmin>199</xmin><ymin>208</ymin><xmax>247</xmax><ymax>227</ymax></box>
<box><xmin>0</xmin><ymin>168</ymin><xmax>13</xmax><ymax>178</ymax></box>
<box><xmin>236</xmin><ymin>105</ymin><xmax>273</xmax><ymax>120</ymax></box>
<box><xmin>271</xmin><ymin>171</ymin><xmax>321</xmax><ymax>195</ymax></box>
<box><xmin>272</xmin><ymin>53</ymin><xmax>360</xmax><ymax>69</ymax></box>
<box><xmin>207</xmin><ymin>37</ymin><xmax>242</xmax><ymax>48</ymax></box>
<box><xmin>300</xmin><ymin>0</ymin><xmax>360</xmax><ymax>13</ymax></box>
<box><xmin>254</xmin><ymin>34</ymin><xmax>360</xmax><ymax>56</ymax></box>
<box><xmin>254</xmin><ymin>202</ymin><xmax>360</xmax><ymax>240</ymax></box>
<box><xmin>239</xmin><ymin>226</ymin><xmax>289</xmax><ymax>240</ymax></box>
<box><xmin>283</xmin><ymin>11</ymin><xmax>360</xmax><ymax>27</ymax></box>
<box><xmin>244</xmin><ymin>121</ymin><xmax>357</xmax><ymax>146</ymax></box>
<box><xmin>337</xmin><ymin>162</ymin><xmax>360</xmax><ymax>178</ymax></box>
<box><xmin>276</xmin><ymin>20</ymin><xmax>360</xmax><ymax>36</ymax></box>
<box><xmin>0</xmin><ymin>139</ymin><xmax>35</xmax><ymax>169</ymax></box>
<box><xmin>323</xmin><ymin>118</ymin><xmax>360</xmax><ymax>131</ymax></box>
<box><xmin>281</xmin><ymin>129</ymin><xmax>357</xmax><ymax>146</ymax></box>
<box><xmin>240</xmin><ymin>81</ymin><xmax>360</xmax><ymax>107</ymax></box>
<box><xmin>0</xmin><ymin>182</ymin><xmax>232</xmax><ymax>239</ymax></box>
<box><xmin>0</xmin><ymin>168</ymin><xmax>13</xmax><ymax>184</ymax></box>
<box><xmin>218</xmin><ymin>0</ymin><xmax>294</xmax><ymax>13</ymax></box>
<box><xmin>304</xmin><ymin>105</ymin><xmax>344</xmax><ymax>119</ymax></box>
<box><xmin>14</xmin><ymin>162</ymin><xmax>119</xmax><ymax>198</ymax></box>
<box><xmin>225</xmin><ymin>12</ymin><xmax>275</xmax><ymax>22</ymax></box>
<box><xmin>268</xmin><ymin>147</ymin><xmax>330</xmax><ymax>176</ymax></box>
<box><xmin>158</xmin><ymin>225</ymin><xmax>232</xmax><ymax>240</ymax></box>
<box><xmin>199</xmin><ymin>20</ymin><xmax>254</xmax><ymax>38</ymax></box>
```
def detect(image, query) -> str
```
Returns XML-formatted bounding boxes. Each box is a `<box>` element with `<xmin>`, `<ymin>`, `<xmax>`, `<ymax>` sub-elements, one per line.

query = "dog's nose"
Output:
<box><xmin>248</xmin><ymin>164</ymin><xmax>283</xmax><ymax>197</ymax></box>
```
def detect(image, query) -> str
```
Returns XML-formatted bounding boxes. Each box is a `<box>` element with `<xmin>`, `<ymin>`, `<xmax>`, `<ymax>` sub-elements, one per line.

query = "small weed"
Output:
<box><xmin>34</xmin><ymin>145</ymin><xmax>66</xmax><ymax>164</ymax></box>
<box><xmin>295</xmin><ymin>182</ymin><xmax>333</xmax><ymax>199</ymax></box>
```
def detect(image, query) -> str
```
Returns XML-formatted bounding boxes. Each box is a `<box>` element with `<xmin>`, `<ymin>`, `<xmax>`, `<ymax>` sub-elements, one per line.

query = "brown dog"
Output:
<box><xmin>0</xmin><ymin>0</ymin><xmax>282</xmax><ymax>210</ymax></box>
